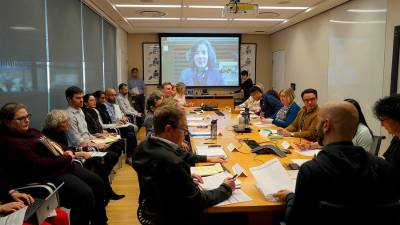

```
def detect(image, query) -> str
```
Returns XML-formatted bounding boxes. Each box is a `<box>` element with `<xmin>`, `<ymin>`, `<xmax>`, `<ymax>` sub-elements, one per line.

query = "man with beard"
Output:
<box><xmin>272</xmin><ymin>101</ymin><xmax>399</xmax><ymax>225</ymax></box>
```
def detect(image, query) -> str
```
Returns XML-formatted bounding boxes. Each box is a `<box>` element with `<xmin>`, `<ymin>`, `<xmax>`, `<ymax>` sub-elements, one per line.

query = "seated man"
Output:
<box><xmin>273</xmin><ymin>101</ymin><xmax>399</xmax><ymax>225</ymax></box>
<box><xmin>277</xmin><ymin>88</ymin><xmax>319</xmax><ymax>141</ymax></box>
<box><xmin>116</xmin><ymin>83</ymin><xmax>144</xmax><ymax>128</ymax></box>
<box><xmin>104</xmin><ymin>88</ymin><xmax>138</xmax><ymax>164</ymax></box>
<box><xmin>160</xmin><ymin>82</ymin><xmax>178</xmax><ymax>107</ymax></box>
<box><xmin>132</xmin><ymin>106</ymin><xmax>235</xmax><ymax>225</ymax></box>
<box><xmin>248</xmin><ymin>86</ymin><xmax>283</xmax><ymax>118</ymax></box>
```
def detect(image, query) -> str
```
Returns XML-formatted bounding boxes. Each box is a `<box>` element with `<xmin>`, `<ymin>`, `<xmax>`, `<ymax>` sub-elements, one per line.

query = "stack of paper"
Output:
<box><xmin>291</xmin><ymin>159</ymin><xmax>310</xmax><ymax>166</ymax></box>
<box><xmin>196</xmin><ymin>146</ymin><xmax>227</xmax><ymax>159</ymax></box>
<box><xmin>89</xmin><ymin>152</ymin><xmax>107</xmax><ymax>157</ymax></box>
<box><xmin>250</xmin><ymin>158</ymin><xmax>296</xmax><ymax>201</ymax></box>
<box><xmin>187</xmin><ymin>117</ymin><xmax>205</xmax><ymax>121</ymax></box>
<box><xmin>189</xmin><ymin>131</ymin><xmax>211</xmax><ymax>138</ymax></box>
<box><xmin>188</xmin><ymin>121</ymin><xmax>209</xmax><ymax>127</ymax></box>
<box><xmin>91</xmin><ymin>135</ymin><xmax>121</xmax><ymax>144</ymax></box>
<box><xmin>254</xmin><ymin>122</ymin><xmax>272</xmax><ymax>127</ymax></box>
<box><xmin>199</xmin><ymin>171</ymin><xmax>241</xmax><ymax>190</ymax></box>
<box><xmin>191</xmin><ymin>163</ymin><xmax>224</xmax><ymax>177</ymax></box>
<box><xmin>295</xmin><ymin>149</ymin><xmax>321</xmax><ymax>157</ymax></box>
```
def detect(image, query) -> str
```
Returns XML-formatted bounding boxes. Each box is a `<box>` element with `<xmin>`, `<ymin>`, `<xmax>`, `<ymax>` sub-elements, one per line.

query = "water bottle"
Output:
<box><xmin>244</xmin><ymin>108</ymin><xmax>250</xmax><ymax>128</ymax></box>
<box><xmin>210</xmin><ymin>119</ymin><xmax>218</xmax><ymax>139</ymax></box>
<box><xmin>238</xmin><ymin>116</ymin><xmax>245</xmax><ymax>131</ymax></box>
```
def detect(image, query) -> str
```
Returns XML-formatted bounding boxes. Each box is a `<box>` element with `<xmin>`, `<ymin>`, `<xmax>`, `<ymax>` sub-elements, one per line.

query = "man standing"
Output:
<box><xmin>132</xmin><ymin>106</ymin><xmax>235</xmax><ymax>225</ymax></box>
<box><xmin>127</xmin><ymin>67</ymin><xmax>145</xmax><ymax>114</ymax></box>
<box><xmin>233</xmin><ymin>70</ymin><xmax>253</xmax><ymax>102</ymax></box>
<box><xmin>273</xmin><ymin>101</ymin><xmax>399</xmax><ymax>225</ymax></box>
<box><xmin>278</xmin><ymin>88</ymin><xmax>319</xmax><ymax>141</ymax></box>
<box><xmin>117</xmin><ymin>83</ymin><xmax>144</xmax><ymax>128</ymax></box>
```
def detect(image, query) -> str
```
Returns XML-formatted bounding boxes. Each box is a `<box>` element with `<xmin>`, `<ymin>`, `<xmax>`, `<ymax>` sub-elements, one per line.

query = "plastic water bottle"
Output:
<box><xmin>211</xmin><ymin>119</ymin><xmax>218</xmax><ymax>139</ymax></box>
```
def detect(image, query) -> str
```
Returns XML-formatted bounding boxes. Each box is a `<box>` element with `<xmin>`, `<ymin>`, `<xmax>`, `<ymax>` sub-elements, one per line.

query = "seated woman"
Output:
<box><xmin>263</xmin><ymin>88</ymin><xmax>300</xmax><ymax>128</ymax></box>
<box><xmin>42</xmin><ymin>109</ymin><xmax>125</xmax><ymax>203</ymax></box>
<box><xmin>143</xmin><ymin>93</ymin><xmax>163</xmax><ymax>135</ymax></box>
<box><xmin>0</xmin><ymin>102</ymin><xmax>107</xmax><ymax>225</ymax></box>
<box><xmin>0</xmin><ymin>188</ymin><xmax>69</xmax><ymax>225</ymax></box>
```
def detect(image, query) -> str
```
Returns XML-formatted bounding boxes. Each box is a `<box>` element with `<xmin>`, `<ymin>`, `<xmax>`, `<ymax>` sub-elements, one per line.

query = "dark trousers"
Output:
<box><xmin>118</xmin><ymin>125</ymin><xmax>137</xmax><ymax>158</ymax></box>
<box><xmin>53</xmin><ymin>164</ymin><xmax>107</xmax><ymax>225</ymax></box>
<box><xmin>133</xmin><ymin>94</ymin><xmax>145</xmax><ymax>114</ymax></box>
<box><xmin>84</xmin><ymin>150</ymin><xmax>119</xmax><ymax>197</ymax></box>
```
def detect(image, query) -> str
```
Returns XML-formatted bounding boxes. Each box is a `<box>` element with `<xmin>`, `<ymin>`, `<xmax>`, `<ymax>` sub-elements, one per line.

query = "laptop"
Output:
<box><xmin>24</xmin><ymin>182</ymin><xmax>64</xmax><ymax>224</ymax></box>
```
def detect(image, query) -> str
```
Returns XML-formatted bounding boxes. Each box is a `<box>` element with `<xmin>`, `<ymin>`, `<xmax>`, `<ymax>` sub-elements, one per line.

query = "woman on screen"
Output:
<box><xmin>180</xmin><ymin>40</ymin><xmax>224</xmax><ymax>86</ymax></box>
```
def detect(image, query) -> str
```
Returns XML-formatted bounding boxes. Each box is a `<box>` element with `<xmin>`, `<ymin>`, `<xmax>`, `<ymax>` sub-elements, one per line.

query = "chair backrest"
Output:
<box><xmin>318</xmin><ymin>200</ymin><xmax>400</xmax><ymax>225</ymax></box>
<box><xmin>369</xmin><ymin>135</ymin><xmax>386</xmax><ymax>156</ymax></box>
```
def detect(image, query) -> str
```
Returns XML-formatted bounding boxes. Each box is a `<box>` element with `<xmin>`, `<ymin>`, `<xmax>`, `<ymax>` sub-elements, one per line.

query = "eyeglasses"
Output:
<box><xmin>303</xmin><ymin>97</ymin><xmax>316</xmax><ymax>103</ymax></box>
<box><xmin>176</xmin><ymin>126</ymin><xmax>189</xmax><ymax>134</ymax></box>
<box><xmin>13</xmin><ymin>114</ymin><xmax>31</xmax><ymax>122</ymax></box>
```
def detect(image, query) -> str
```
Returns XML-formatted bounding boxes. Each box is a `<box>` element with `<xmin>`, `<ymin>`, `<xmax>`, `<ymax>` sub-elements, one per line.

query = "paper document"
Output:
<box><xmin>250</xmin><ymin>158</ymin><xmax>295</xmax><ymax>201</ymax></box>
<box><xmin>200</xmin><ymin>171</ymin><xmax>241</xmax><ymax>190</ymax></box>
<box><xmin>254</xmin><ymin>122</ymin><xmax>272</xmax><ymax>127</ymax></box>
<box><xmin>91</xmin><ymin>135</ymin><xmax>121</xmax><ymax>144</ymax></box>
<box><xmin>295</xmin><ymin>149</ymin><xmax>321</xmax><ymax>157</ymax></box>
<box><xmin>0</xmin><ymin>206</ymin><xmax>27</xmax><ymax>225</ymax></box>
<box><xmin>188</xmin><ymin>122</ymin><xmax>209</xmax><ymax>127</ymax></box>
<box><xmin>291</xmin><ymin>159</ymin><xmax>310</xmax><ymax>167</ymax></box>
<box><xmin>187</xmin><ymin>117</ymin><xmax>205</xmax><ymax>121</ymax></box>
<box><xmin>89</xmin><ymin>152</ymin><xmax>107</xmax><ymax>157</ymax></box>
<box><xmin>216</xmin><ymin>190</ymin><xmax>252</xmax><ymax>206</ymax></box>
<box><xmin>196</xmin><ymin>146</ymin><xmax>227</xmax><ymax>159</ymax></box>
<box><xmin>191</xmin><ymin>163</ymin><xmax>224</xmax><ymax>176</ymax></box>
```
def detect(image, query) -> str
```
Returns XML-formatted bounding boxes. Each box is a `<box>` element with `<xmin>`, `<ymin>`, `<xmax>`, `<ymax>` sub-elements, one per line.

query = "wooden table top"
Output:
<box><xmin>187</xmin><ymin>109</ymin><xmax>313</xmax><ymax>213</ymax></box>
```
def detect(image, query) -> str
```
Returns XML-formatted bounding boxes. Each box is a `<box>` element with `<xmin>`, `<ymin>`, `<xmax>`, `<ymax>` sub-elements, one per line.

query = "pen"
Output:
<box><xmin>231</xmin><ymin>174</ymin><xmax>238</xmax><ymax>180</ymax></box>
<box><xmin>203</xmin><ymin>142</ymin><xmax>215</xmax><ymax>144</ymax></box>
<box><xmin>208</xmin><ymin>145</ymin><xmax>221</xmax><ymax>147</ymax></box>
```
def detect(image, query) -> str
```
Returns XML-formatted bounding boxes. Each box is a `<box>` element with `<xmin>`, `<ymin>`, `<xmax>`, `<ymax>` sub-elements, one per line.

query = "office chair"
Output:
<box><xmin>370</xmin><ymin>135</ymin><xmax>386</xmax><ymax>156</ymax></box>
<box><xmin>318</xmin><ymin>200</ymin><xmax>400</xmax><ymax>225</ymax></box>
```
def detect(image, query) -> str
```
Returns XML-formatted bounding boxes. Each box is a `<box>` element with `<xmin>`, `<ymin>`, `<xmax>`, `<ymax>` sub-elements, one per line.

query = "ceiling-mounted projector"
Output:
<box><xmin>223</xmin><ymin>1</ymin><xmax>258</xmax><ymax>15</ymax></box>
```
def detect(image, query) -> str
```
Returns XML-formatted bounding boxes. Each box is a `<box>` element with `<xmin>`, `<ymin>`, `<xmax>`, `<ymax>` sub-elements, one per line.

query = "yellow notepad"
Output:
<box><xmin>191</xmin><ymin>163</ymin><xmax>224</xmax><ymax>177</ymax></box>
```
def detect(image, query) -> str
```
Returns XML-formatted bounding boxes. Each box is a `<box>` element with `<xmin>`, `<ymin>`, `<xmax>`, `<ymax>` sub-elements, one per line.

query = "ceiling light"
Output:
<box><xmin>10</xmin><ymin>26</ymin><xmax>37</xmax><ymax>31</ymax></box>
<box><xmin>347</xmin><ymin>9</ymin><xmax>387</xmax><ymax>13</ymax></box>
<box><xmin>329</xmin><ymin>20</ymin><xmax>386</xmax><ymax>24</ymax></box>
<box><xmin>115</xmin><ymin>4</ymin><xmax>181</xmax><ymax>8</ymax></box>
<box><xmin>305</xmin><ymin>8</ymin><xmax>312</xmax><ymax>13</ymax></box>
<box><xmin>187</xmin><ymin>18</ymin><xmax>228</xmax><ymax>21</ymax></box>
<box><xmin>188</xmin><ymin>5</ymin><xmax>224</xmax><ymax>9</ymax></box>
<box><xmin>282</xmin><ymin>19</ymin><xmax>288</xmax><ymax>23</ymax></box>
<box><xmin>259</xmin><ymin>6</ymin><xmax>308</xmax><ymax>10</ymax></box>
<box><xmin>233</xmin><ymin>18</ymin><xmax>285</xmax><ymax>21</ymax></box>
<box><xmin>126</xmin><ymin>17</ymin><xmax>181</xmax><ymax>20</ymax></box>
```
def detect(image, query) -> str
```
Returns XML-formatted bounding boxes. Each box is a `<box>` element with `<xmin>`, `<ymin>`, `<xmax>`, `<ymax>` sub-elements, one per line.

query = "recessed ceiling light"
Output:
<box><xmin>233</xmin><ymin>18</ymin><xmax>285</xmax><ymax>21</ymax></box>
<box><xmin>305</xmin><ymin>8</ymin><xmax>312</xmax><ymax>13</ymax></box>
<box><xmin>347</xmin><ymin>9</ymin><xmax>387</xmax><ymax>13</ymax></box>
<box><xmin>187</xmin><ymin>18</ymin><xmax>228</xmax><ymax>21</ymax></box>
<box><xmin>126</xmin><ymin>17</ymin><xmax>181</xmax><ymax>20</ymax></box>
<box><xmin>188</xmin><ymin>5</ymin><xmax>224</xmax><ymax>9</ymax></box>
<box><xmin>259</xmin><ymin>6</ymin><xmax>308</xmax><ymax>10</ymax></box>
<box><xmin>115</xmin><ymin>4</ymin><xmax>181</xmax><ymax>8</ymax></box>
<box><xmin>282</xmin><ymin>19</ymin><xmax>288</xmax><ymax>23</ymax></box>
<box><xmin>10</xmin><ymin>26</ymin><xmax>37</xmax><ymax>31</ymax></box>
<box><xmin>329</xmin><ymin>20</ymin><xmax>386</xmax><ymax>24</ymax></box>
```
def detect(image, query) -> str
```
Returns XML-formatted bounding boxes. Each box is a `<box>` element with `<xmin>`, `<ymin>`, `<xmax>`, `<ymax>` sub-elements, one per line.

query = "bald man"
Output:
<box><xmin>273</xmin><ymin>101</ymin><xmax>399</xmax><ymax>225</ymax></box>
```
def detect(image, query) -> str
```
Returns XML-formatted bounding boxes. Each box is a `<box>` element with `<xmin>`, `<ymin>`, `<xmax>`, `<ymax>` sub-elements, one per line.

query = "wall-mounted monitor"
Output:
<box><xmin>160</xmin><ymin>33</ymin><xmax>241</xmax><ymax>87</ymax></box>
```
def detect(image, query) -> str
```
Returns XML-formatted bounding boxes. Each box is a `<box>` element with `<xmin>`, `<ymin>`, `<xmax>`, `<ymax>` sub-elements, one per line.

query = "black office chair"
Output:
<box><xmin>370</xmin><ymin>135</ymin><xmax>386</xmax><ymax>156</ymax></box>
<box><xmin>318</xmin><ymin>200</ymin><xmax>400</xmax><ymax>225</ymax></box>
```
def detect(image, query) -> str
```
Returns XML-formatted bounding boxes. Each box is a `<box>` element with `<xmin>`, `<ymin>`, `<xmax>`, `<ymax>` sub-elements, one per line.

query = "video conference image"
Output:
<box><xmin>161</xmin><ymin>36</ymin><xmax>240</xmax><ymax>87</ymax></box>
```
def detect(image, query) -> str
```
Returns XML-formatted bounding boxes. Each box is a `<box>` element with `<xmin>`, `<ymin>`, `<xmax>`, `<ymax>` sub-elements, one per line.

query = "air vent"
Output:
<box><xmin>137</xmin><ymin>10</ymin><xmax>167</xmax><ymax>17</ymax></box>
<box><xmin>255</xmin><ymin>30</ymin><xmax>265</xmax><ymax>33</ymax></box>
<box><xmin>258</xmin><ymin>11</ymin><xmax>280</xmax><ymax>18</ymax></box>
<box><xmin>277</xmin><ymin>0</ymin><xmax>291</xmax><ymax>4</ymax></box>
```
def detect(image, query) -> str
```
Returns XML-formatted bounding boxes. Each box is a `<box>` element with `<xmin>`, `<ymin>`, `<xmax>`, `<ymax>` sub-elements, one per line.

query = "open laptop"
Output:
<box><xmin>24</xmin><ymin>182</ymin><xmax>64</xmax><ymax>224</ymax></box>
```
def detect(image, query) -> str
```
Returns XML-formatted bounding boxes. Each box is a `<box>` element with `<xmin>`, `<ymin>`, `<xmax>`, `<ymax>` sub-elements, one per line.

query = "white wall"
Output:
<box><xmin>271</xmin><ymin>0</ymin><xmax>400</xmax><ymax>154</ymax></box>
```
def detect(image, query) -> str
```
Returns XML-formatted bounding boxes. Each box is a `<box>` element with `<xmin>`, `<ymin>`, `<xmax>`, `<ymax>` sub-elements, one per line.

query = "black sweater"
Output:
<box><xmin>132</xmin><ymin>136</ymin><xmax>232</xmax><ymax>225</ymax></box>
<box><xmin>284</xmin><ymin>142</ymin><xmax>399</xmax><ymax>225</ymax></box>
<box><xmin>234</xmin><ymin>78</ymin><xmax>253</xmax><ymax>101</ymax></box>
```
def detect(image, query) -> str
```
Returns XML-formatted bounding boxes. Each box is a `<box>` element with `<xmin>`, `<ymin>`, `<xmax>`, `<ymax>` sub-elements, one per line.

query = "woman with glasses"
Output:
<box><xmin>0</xmin><ymin>102</ymin><xmax>107</xmax><ymax>225</ymax></box>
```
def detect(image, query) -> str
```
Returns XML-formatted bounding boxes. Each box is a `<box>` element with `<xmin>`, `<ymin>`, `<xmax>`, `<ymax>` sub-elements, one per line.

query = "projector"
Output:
<box><xmin>223</xmin><ymin>2</ymin><xmax>258</xmax><ymax>14</ymax></box>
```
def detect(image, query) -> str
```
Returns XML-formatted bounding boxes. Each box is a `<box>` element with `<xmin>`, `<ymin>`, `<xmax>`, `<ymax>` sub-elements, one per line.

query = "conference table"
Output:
<box><xmin>188</xmin><ymin>108</ymin><xmax>314</xmax><ymax>224</ymax></box>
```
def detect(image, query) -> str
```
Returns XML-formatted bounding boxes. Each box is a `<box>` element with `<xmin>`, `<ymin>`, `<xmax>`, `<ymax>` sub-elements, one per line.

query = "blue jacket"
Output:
<box><xmin>271</xmin><ymin>102</ymin><xmax>300</xmax><ymax>128</ymax></box>
<box><xmin>180</xmin><ymin>67</ymin><xmax>224</xmax><ymax>86</ymax></box>
<box><xmin>261</xmin><ymin>93</ymin><xmax>283</xmax><ymax>118</ymax></box>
